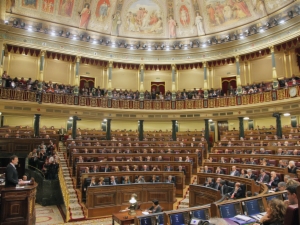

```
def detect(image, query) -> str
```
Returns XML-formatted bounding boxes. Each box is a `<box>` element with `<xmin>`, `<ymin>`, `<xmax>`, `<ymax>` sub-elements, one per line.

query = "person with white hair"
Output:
<box><xmin>287</xmin><ymin>160</ymin><xmax>297</xmax><ymax>174</ymax></box>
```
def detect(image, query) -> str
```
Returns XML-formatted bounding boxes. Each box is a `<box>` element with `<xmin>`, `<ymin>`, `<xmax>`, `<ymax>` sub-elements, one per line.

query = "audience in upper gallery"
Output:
<box><xmin>2</xmin><ymin>72</ymin><xmax>299</xmax><ymax>99</ymax></box>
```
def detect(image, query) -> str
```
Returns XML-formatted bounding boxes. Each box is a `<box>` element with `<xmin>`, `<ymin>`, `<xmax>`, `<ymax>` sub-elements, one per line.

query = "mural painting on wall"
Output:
<box><xmin>79</xmin><ymin>0</ymin><xmax>92</xmax><ymax>29</ymax></box>
<box><xmin>58</xmin><ymin>0</ymin><xmax>74</xmax><ymax>17</ymax></box>
<box><xmin>174</xmin><ymin>0</ymin><xmax>198</xmax><ymax>38</ymax></box>
<box><xmin>22</xmin><ymin>0</ymin><xmax>38</xmax><ymax>9</ymax></box>
<box><xmin>42</xmin><ymin>0</ymin><xmax>55</xmax><ymax>14</ymax></box>
<box><xmin>123</xmin><ymin>0</ymin><xmax>164</xmax><ymax>35</ymax></box>
<box><xmin>205</xmin><ymin>0</ymin><xmax>252</xmax><ymax>27</ymax></box>
<box><xmin>96</xmin><ymin>0</ymin><xmax>111</xmax><ymax>22</ymax></box>
<box><xmin>264</xmin><ymin>0</ymin><xmax>294</xmax><ymax>14</ymax></box>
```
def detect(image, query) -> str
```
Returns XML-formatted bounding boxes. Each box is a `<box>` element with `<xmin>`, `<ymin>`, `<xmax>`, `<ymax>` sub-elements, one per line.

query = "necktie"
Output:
<box><xmin>260</xmin><ymin>175</ymin><xmax>264</xmax><ymax>182</ymax></box>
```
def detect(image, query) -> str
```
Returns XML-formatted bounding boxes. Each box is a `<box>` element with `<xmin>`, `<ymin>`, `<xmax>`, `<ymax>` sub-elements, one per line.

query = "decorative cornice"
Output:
<box><xmin>0</xmin><ymin>16</ymin><xmax>299</xmax><ymax>64</ymax></box>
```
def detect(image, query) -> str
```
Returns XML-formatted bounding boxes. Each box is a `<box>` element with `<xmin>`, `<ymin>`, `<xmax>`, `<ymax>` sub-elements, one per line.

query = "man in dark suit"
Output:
<box><xmin>5</xmin><ymin>155</ymin><xmax>20</xmax><ymax>187</ymax></box>
<box><xmin>203</xmin><ymin>166</ymin><xmax>211</xmax><ymax>173</ymax></box>
<box><xmin>230</xmin><ymin>166</ymin><xmax>240</xmax><ymax>176</ymax></box>
<box><xmin>229</xmin><ymin>182</ymin><xmax>244</xmax><ymax>199</ymax></box>
<box><xmin>149</xmin><ymin>175</ymin><xmax>159</xmax><ymax>183</ymax></box>
<box><xmin>203</xmin><ymin>177</ymin><xmax>215</xmax><ymax>188</ymax></box>
<box><xmin>177</xmin><ymin>166</ymin><xmax>186</xmax><ymax>175</ymax></box>
<box><xmin>147</xmin><ymin>199</ymin><xmax>162</xmax><ymax>213</ymax></box>
<box><xmin>165</xmin><ymin>164</ymin><xmax>173</xmax><ymax>171</ymax></box>
<box><xmin>256</xmin><ymin>169</ymin><xmax>270</xmax><ymax>183</ymax></box>
<box><xmin>101</xmin><ymin>164</ymin><xmax>111</xmax><ymax>172</ymax></box>
<box><xmin>287</xmin><ymin>161</ymin><xmax>298</xmax><ymax>174</ymax></box>
<box><xmin>166</xmin><ymin>175</ymin><xmax>175</xmax><ymax>184</ymax></box>
<box><xmin>214</xmin><ymin>178</ymin><xmax>222</xmax><ymax>190</ymax></box>
<box><xmin>246</xmin><ymin>169</ymin><xmax>257</xmax><ymax>180</ymax></box>
<box><xmin>219</xmin><ymin>180</ymin><xmax>229</xmax><ymax>195</ymax></box>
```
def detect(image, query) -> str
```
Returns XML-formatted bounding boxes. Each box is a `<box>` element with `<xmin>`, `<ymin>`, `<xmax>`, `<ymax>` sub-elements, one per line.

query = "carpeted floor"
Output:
<box><xmin>35</xmin><ymin>204</ymin><xmax>113</xmax><ymax>225</ymax></box>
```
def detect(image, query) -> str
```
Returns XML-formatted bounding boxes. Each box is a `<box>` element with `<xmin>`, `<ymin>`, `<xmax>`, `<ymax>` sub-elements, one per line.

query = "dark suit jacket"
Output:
<box><xmin>229</xmin><ymin>187</ymin><xmax>244</xmax><ymax>199</ymax></box>
<box><xmin>230</xmin><ymin>170</ymin><xmax>240</xmax><ymax>176</ymax></box>
<box><xmin>5</xmin><ymin>164</ymin><xmax>19</xmax><ymax>187</ymax></box>
<box><xmin>214</xmin><ymin>183</ymin><xmax>221</xmax><ymax>190</ymax></box>
<box><xmin>165</xmin><ymin>168</ymin><xmax>173</xmax><ymax>171</ymax></box>
<box><xmin>215</xmin><ymin>170</ymin><xmax>224</xmax><ymax>174</ymax></box>
<box><xmin>203</xmin><ymin>182</ymin><xmax>215</xmax><ymax>188</ymax></box>
<box><xmin>149</xmin><ymin>178</ymin><xmax>160</xmax><ymax>183</ymax></box>
<box><xmin>257</xmin><ymin>174</ymin><xmax>270</xmax><ymax>183</ymax></box>
<box><xmin>101</xmin><ymin>167</ymin><xmax>111</xmax><ymax>172</ymax></box>
<box><xmin>220</xmin><ymin>185</ymin><xmax>229</xmax><ymax>195</ymax></box>
<box><xmin>248</xmin><ymin>174</ymin><xmax>257</xmax><ymax>180</ymax></box>
<box><xmin>268</xmin><ymin>177</ymin><xmax>280</xmax><ymax>187</ymax></box>
<box><xmin>203</xmin><ymin>170</ymin><xmax>212</xmax><ymax>173</ymax></box>
<box><xmin>149</xmin><ymin>205</ymin><xmax>162</xmax><ymax>213</ymax></box>
<box><xmin>288</xmin><ymin>166</ymin><xmax>297</xmax><ymax>174</ymax></box>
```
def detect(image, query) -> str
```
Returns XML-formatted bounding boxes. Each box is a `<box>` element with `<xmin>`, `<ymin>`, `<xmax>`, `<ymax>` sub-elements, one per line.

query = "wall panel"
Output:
<box><xmin>178</xmin><ymin>69</ymin><xmax>204</xmax><ymax>91</ymax></box>
<box><xmin>8</xmin><ymin>54</ymin><xmax>38</xmax><ymax>80</ymax></box>
<box><xmin>111</xmin><ymin>69</ymin><xmax>138</xmax><ymax>90</ymax></box>
<box><xmin>44</xmin><ymin>59</ymin><xmax>71</xmax><ymax>84</ymax></box>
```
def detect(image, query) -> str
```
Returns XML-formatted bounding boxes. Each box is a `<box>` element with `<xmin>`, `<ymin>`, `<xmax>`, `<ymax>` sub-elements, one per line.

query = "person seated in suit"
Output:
<box><xmin>246</xmin><ymin>169</ymin><xmax>257</xmax><ymax>180</ymax></box>
<box><xmin>229</xmin><ymin>182</ymin><xmax>244</xmax><ymax>199</ymax></box>
<box><xmin>230</xmin><ymin>166</ymin><xmax>240</xmax><ymax>176</ymax></box>
<box><xmin>149</xmin><ymin>174</ymin><xmax>159</xmax><ymax>183</ymax></box>
<box><xmin>89</xmin><ymin>176</ymin><xmax>97</xmax><ymax>187</ymax></box>
<box><xmin>229</xmin><ymin>157</ymin><xmax>236</xmax><ymax>163</ymax></box>
<box><xmin>214</xmin><ymin>178</ymin><xmax>222</xmax><ymax>190</ymax></box>
<box><xmin>215</xmin><ymin>166</ymin><xmax>224</xmax><ymax>174</ymax></box>
<box><xmin>146</xmin><ymin>199</ymin><xmax>162</xmax><ymax>213</ymax></box>
<box><xmin>274</xmin><ymin>182</ymin><xmax>286</xmax><ymax>192</ymax></box>
<box><xmin>91</xmin><ymin>165</ymin><xmax>98</xmax><ymax>173</ymax></box>
<box><xmin>256</xmin><ymin>169</ymin><xmax>270</xmax><ymax>183</ymax></box>
<box><xmin>219</xmin><ymin>180</ymin><xmax>228</xmax><ymax>195</ymax></box>
<box><xmin>122</xmin><ymin>176</ymin><xmax>131</xmax><ymax>184</ymax></box>
<box><xmin>177</xmin><ymin>165</ymin><xmax>186</xmax><ymax>175</ymax></box>
<box><xmin>203</xmin><ymin>165</ymin><xmax>211</xmax><ymax>173</ymax></box>
<box><xmin>287</xmin><ymin>160</ymin><xmax>297</xmax><ymax>174</ymax></box>
<box><xmin>102</xmin><ymin>164</ymin><xmax>111</xmax><ymax>172</ymax></box>
<box><xmin>98</xmin><ymin>177</ymin><xmax>105</xmax><ymax>185</ymax></box>
<box><xmin>267</xmin><ymin>171</ymin><xmax>280</xmax><ymax>188</ymax></box>
<box><xmin>165</xmin><ymin>175</ymin><xmax>174</xmax><ymax>184</ymax></box>
<box><xmin>203</xmin><ymin>177</ymin><xmax>215</xmax><ymax>188</ymax></box>
<box><xmin>141</xmin><ymin>165</ymin><xmax>149</xmax><ymax>171</ymax></box>
<box><xmin>110</xmin><ymin>176</ymin><xmax>118</xmax><ymax>185</ymax></box>
<box><xmin>135</xmin><ymin>175</ymin><xmax>145</xmax><ymax>183</ymax></box>
<box><xmin>165</xmin><ymin>164</ymin><xmax>173</xmax><ymax>171</ymax></box>
<box><xmin>248</xmin><ymin>157</ymin><xmax>256</xmax><ymax>165</ymax></box>
<box><xmin>156</xmin><ymin>156</ymin><xmax>163</xmax><ymax>161</ymax></box>
<box><xmin>219</xmin><ymin>157</ymin><xmax>226</xmax><ymax>163</ymax></box>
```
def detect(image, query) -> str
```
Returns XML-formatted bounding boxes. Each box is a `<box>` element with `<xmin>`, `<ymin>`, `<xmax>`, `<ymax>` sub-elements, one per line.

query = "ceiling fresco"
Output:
<box><xmin>4</xmin><ymin>0</ymin><xmax>295</xmax><ymax>40</ymax></box>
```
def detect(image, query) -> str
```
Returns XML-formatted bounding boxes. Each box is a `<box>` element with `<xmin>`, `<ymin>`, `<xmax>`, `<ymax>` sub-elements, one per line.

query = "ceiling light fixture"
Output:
<box><xmin>28</xmin><ymin>26</ymin><xmax>32</xmax><ymax>31</ymax></box>
<box><xmin>283</xmin><ymin>113</ymin><xmax>291</xmax><ymax>117</ymax></box>
<box><xmin>243</xmin><ymin>117</ymin><xmax>250</xmax><ymax>120</ymax></box>
<box><xmin>65</xmin><ymin>31</ymin><xmax>70</xmax><ymax>37</ymax></box>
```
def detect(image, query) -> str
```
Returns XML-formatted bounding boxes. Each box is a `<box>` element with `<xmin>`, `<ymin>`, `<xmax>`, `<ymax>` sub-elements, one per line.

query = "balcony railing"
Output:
<box><xmin>0</xmin><ymin>87</ymin><xmax>298</xmax><ymax>110</ymax></box>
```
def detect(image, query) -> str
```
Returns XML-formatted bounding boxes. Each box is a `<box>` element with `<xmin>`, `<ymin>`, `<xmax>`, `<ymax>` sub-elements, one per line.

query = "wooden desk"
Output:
<box><xmin>112</xmin><ymin>210</ymin><xmax>144</xmax><ymax>225</ymax></box>
<box><xmin>0</xmin><ymin>183</ymin><xmax>38</xmax><ymax>225</ymax></box>
<box><xmin>86</xmin><ymin>183</ymin><xmax>174</xmax><ymax>218</ymax></box>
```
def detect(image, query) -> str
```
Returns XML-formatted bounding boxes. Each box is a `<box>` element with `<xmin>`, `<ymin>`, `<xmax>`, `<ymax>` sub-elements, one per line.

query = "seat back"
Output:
<box><xmin>284</xmin><ymin>204</ymin><xmax>299</xmax><ymax>225</ymax></box>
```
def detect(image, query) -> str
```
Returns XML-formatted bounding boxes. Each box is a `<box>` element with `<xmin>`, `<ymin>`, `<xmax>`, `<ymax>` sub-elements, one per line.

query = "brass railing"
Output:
<box><xmin>58</xmin><ymin>166</ymin><xmax>70</xmax><ymax>222</ymax></box>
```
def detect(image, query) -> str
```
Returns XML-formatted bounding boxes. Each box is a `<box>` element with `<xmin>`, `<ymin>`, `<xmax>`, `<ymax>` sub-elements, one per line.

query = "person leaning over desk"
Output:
<box><xmin>145</xmin><ymin>199</ymin><xmax>162</xmax><ymax>213</ymax></box>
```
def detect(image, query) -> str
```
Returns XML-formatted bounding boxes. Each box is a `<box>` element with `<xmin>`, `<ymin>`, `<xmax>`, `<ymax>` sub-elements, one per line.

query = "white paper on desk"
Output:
<box><xmin>22</xmin><ymin>181</ymin><xmax>31</xmax><ymax>184</ymax></box>
<box><xmin>234</xmin><ymin>215</ymin><xmax>253</xmax><ymax>221</ymax></box>
<box><xmin>142</xmin><ymin>212</ymin><xmax>149</xmax><ymax>215</ymax></box>
<box><xmin>16</xmin><ymin>186</ymin><xmax>25</xmax><ymax>188</ymax></box>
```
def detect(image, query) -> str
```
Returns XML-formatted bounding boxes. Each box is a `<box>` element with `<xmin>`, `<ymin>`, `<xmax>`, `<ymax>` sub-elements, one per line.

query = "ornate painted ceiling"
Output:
<box><xmin>1</xmin><ymin>0</ymin><xmax>299</xmax><ymax>64</ymax></box>
<box><xmin>4</xmin><ymin>0</ymin><xmax>296</xmax><ymax>40</ymax></box>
